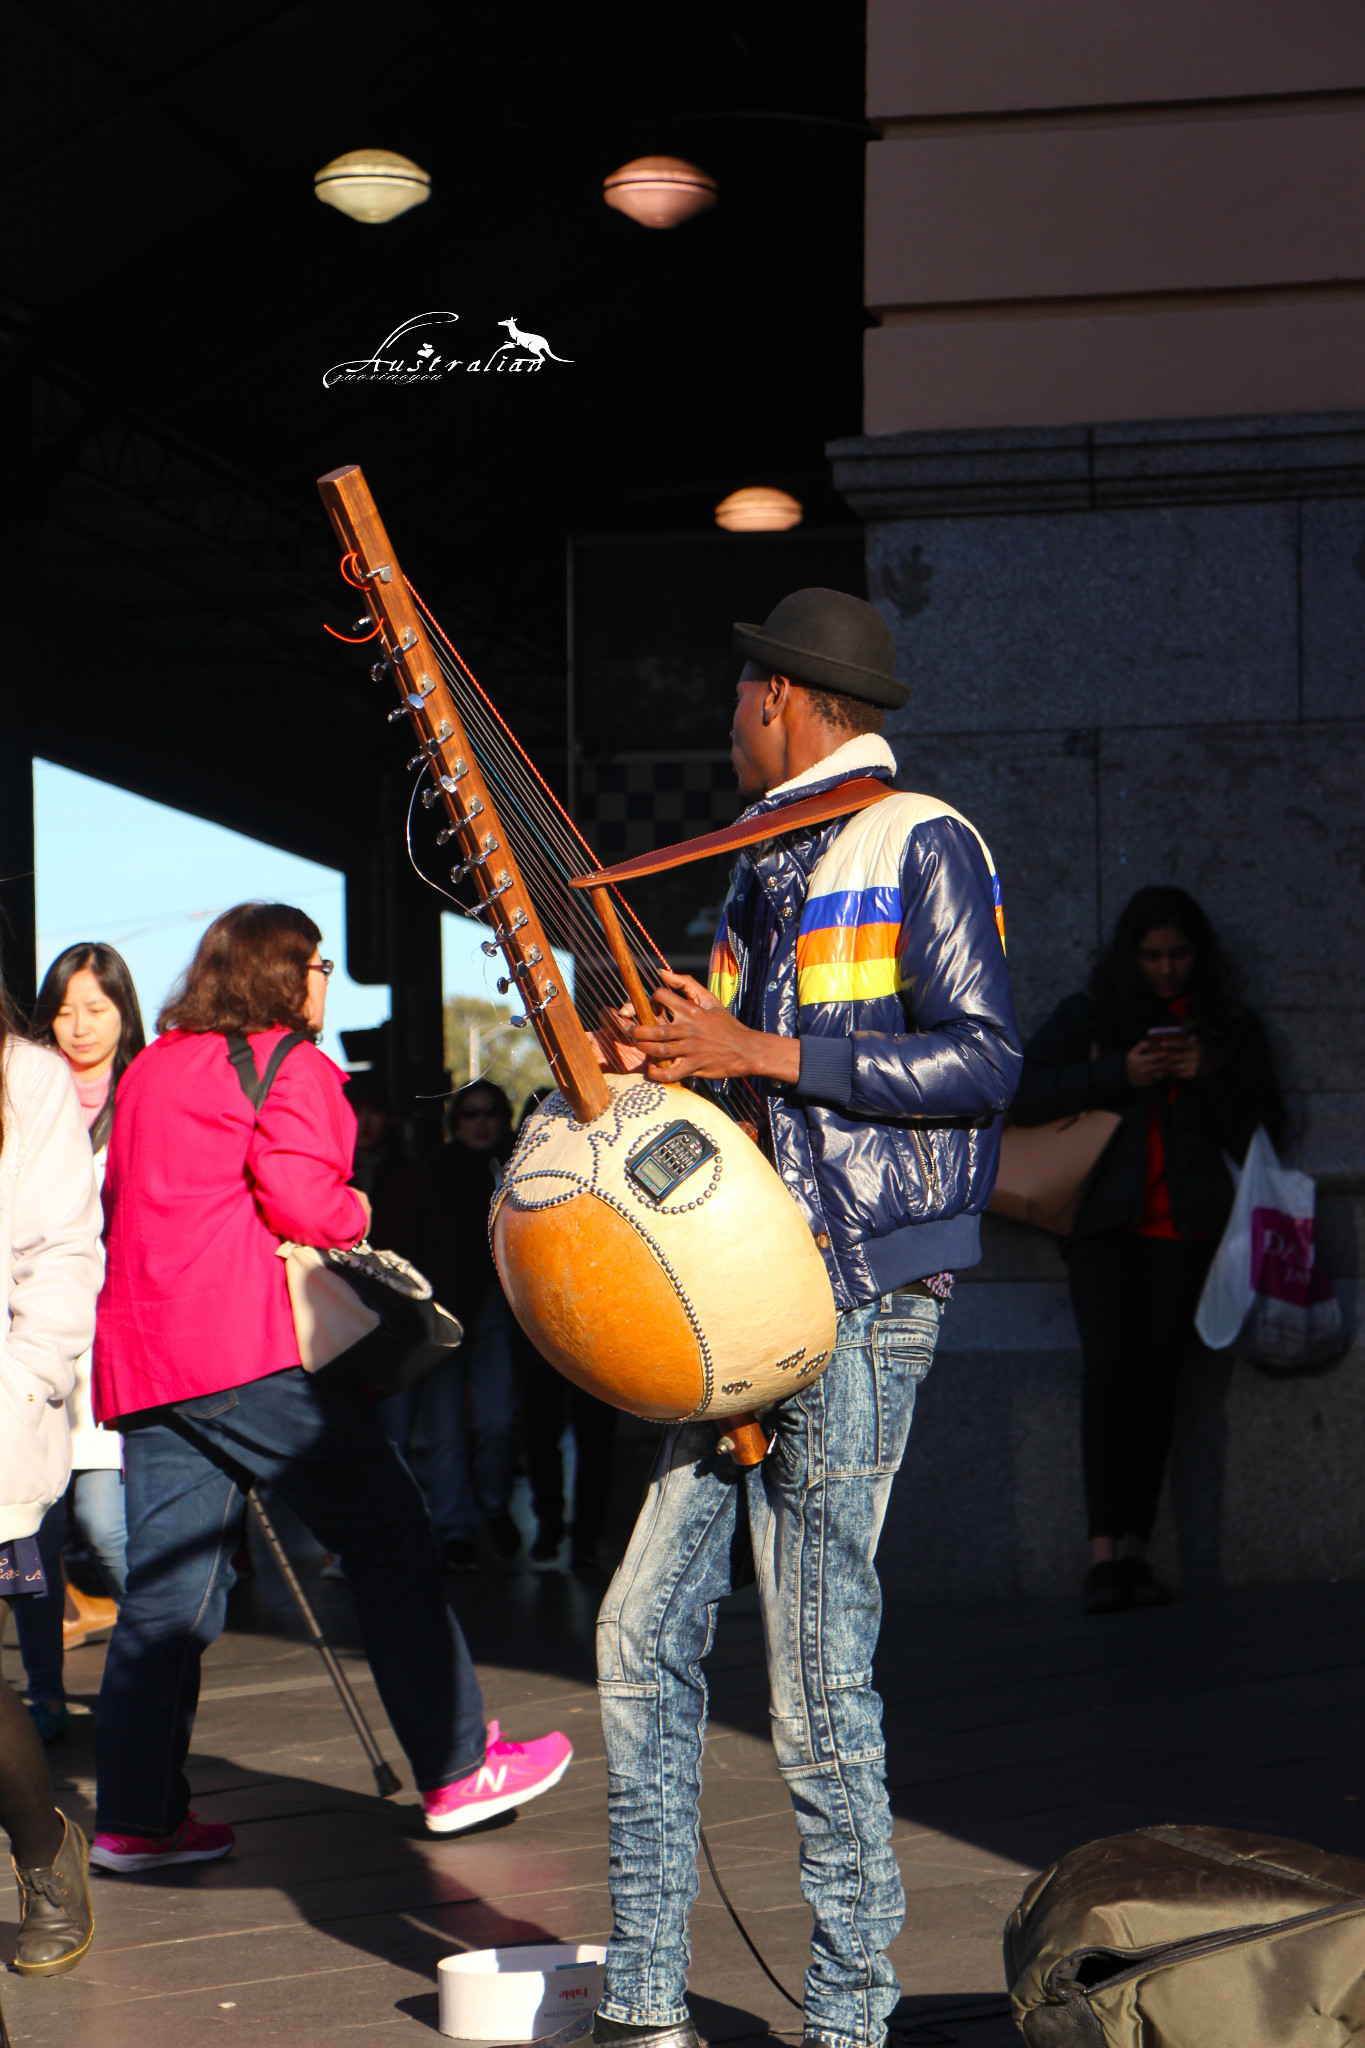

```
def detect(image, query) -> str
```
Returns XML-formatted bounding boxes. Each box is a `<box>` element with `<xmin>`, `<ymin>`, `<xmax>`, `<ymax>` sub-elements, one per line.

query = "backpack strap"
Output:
<box><xmin>224</xmin><ymin>1031</ymin><xmax>312</xmax><ymax>1116</ymax></box>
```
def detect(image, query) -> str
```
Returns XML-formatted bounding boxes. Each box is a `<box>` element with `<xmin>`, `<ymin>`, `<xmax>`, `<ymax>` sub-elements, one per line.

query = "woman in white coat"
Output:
<box><xmin>14</xmin><ymin>944</ymin><xmax>144</xmax><ymax>1739</ymax></box>
<box><xmin>0</xmin><ymin>967</ymin><xmax>105</xmax><ymax>1974</ymax></box>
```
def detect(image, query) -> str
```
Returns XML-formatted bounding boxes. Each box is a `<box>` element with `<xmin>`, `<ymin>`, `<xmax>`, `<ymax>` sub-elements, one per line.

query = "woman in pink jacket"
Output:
<box><xmin>90</xmin><ymin>904</ymin><xmax>570</xmax><ymax>1873</ymax></box>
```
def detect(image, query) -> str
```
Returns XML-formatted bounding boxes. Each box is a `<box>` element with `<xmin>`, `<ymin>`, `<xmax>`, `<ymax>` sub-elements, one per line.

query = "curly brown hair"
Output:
<box><xmin>158</xmin><ymin>903</ymin><xmax>322</xmax><ymax>1036</ymax></box>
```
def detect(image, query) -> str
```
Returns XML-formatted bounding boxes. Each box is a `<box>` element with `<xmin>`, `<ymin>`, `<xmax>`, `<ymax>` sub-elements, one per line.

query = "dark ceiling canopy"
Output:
<box><xmin>1</xmin><ymin>0</ymin><xmax>867</xmax><ymax>1067</ymax></box>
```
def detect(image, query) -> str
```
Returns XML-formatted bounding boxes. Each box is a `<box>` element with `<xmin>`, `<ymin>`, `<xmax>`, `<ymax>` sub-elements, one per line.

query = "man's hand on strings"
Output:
<box><xmin>627</xmin><ymin>970</ymin><xmax>801</xmax><ymax>1085</ymax></box>
<box><xmin>587</xmin><ymin>1004</ymin><xmax>648</xmax><ymax>1074</ymax></box>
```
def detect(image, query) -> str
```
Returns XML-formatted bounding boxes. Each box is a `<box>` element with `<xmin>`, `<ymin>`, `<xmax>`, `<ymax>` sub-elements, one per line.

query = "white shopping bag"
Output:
<box><xmin>1195</xmin><ymin>1125</ymin><xmax>1346</xmax><ymax>1369</ymax></box>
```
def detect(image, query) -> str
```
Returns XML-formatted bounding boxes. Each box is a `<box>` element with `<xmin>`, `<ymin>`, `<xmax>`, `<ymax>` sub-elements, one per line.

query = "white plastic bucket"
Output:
<box><xmin>437</xmin><ymin>1942</ymin><xmax>607</xmax><ymax>2041</ymax></box>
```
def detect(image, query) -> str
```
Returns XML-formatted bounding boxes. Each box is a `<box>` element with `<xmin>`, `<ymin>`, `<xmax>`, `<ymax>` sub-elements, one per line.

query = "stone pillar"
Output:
<box><xmin>829</xmin><ymin>411</ymin><xmax>1365</xmax><ymax>1597</ymax></box>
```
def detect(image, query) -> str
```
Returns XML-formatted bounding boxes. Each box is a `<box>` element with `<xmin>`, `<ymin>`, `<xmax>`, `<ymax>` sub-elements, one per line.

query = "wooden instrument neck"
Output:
<box><xmin>316</xmin><ymin>465</ymin><xmax>611</xmax><ymax>1123</ymax></box>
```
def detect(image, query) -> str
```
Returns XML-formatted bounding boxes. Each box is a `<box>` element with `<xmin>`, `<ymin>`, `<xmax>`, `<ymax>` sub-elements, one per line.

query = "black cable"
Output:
<box><xmin>697</xmin><ymin>1823</ymin><xmax>1012</xmax><ymax>2046</ymax></box>
<box><xmin>698</xmin><ymin>1822</ymin><xmax>804</xmax><ymax>2011</ymax></box>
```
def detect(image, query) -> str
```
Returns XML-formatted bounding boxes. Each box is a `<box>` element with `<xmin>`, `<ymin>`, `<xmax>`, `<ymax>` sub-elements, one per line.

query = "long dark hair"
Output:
<box><xmin>159</xmin><ymin>903</ymin><xmax>320</xmax><ymax>1038</ymax></box>
<box><xmin>33</xmin><ymin>943</ymin><xmax>147</xmax><ymax>1152</ymax></box>
<box><xmin>1090</xmin><ymin>886</ymin><xmax>1233</xmax><ymax>1042</ymax></box>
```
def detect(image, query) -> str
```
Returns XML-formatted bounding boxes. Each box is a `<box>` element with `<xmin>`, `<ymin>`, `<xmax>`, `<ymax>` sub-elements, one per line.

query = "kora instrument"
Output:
<box><xmin>318</xmin><ymin>465</ymin><xmax>837</xmax><ymax>1461</ymax></box>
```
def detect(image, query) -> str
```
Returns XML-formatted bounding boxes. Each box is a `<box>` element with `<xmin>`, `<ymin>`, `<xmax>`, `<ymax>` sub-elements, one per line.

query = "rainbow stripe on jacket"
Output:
<box><xmin>709</xmin><ymin>792</ymin><xmax>1004</xmax><ymax>1015</ymax></box>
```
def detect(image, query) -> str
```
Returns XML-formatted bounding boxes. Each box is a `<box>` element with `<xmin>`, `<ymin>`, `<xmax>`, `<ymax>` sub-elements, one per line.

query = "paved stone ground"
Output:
<box><xmin>4</xmin><ymin>1501</ymin><xmax>1365</xmax><ymax>2048</ymax></box>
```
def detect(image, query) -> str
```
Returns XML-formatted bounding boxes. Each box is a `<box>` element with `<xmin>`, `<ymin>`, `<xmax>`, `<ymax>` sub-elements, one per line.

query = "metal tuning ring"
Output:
<box><xmin>421</xmin><ymin>786</ymin><xmax>442</xmax><ymax>809</ymax></box>
<box><xmin>438</xmin><ymin>761</ymin><xmax>469</xmax><ymax>791</ymax></box>
<box><xmin>478</xmin><ymin>874</ymin><xmax>515</xmax><ymax>911</ymax></box>
<box><xmin>371</xmin><ymin>657</ymin><xmax>391</xmax><ymax>682</ymax></box>
<box><xmin>495</xmin><ymin>946</ymin><xmax>543</xmax><ymax>995</ymax></box>
<box><xmin>438</xmin><ymin>796</ymin><xmax>485</xmax><ymax>848</ymax></box>
<box><xmin>480</xmin><ymin>909</ymin><xmax>527</xmax><ymax>955</ymax></box>
<box><xmin>388</xmin><ymin>704</ymin><xmax>409</xmax><ymax>724</ymax></box>
<box><xmin>467</xmin><ymin>872</ymin><xmax>514</xmax><ymax>916</ymax></box>
<box><xmin>449</xmin><ymin>834</ymin><xmax>499</xmax><ymax>885</ymax></box>
<box><xmin>510</xmin><ymin>981</ymin><xmax>559</xmax><ymax>1029</ymax></box>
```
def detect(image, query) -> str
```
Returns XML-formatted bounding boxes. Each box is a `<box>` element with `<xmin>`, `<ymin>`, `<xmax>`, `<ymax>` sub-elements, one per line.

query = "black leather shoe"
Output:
<box><xmin>1082</xmin><ymin>1559</ymin><xmax>1130</xmax><ymax>1615</ymax></box>
<box><xmin>592</xmin><ymin>2013</ymin><xmax>699</xmax><ymax>2048</ymax></box>
<box><xmin>13</xmin><ymin>1812</ymin><xmax>94</xmax><ymax>1975</ymax></box>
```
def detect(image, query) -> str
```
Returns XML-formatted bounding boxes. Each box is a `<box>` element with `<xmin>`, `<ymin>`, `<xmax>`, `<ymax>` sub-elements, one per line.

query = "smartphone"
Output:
<box><xmin>1146</xmin><ymin>1025</ymin><xmax>1184</xmax><ymax>1046</ymax></box>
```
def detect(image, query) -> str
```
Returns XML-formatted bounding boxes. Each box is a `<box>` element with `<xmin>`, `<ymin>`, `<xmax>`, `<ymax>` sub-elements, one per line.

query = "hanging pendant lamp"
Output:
<box><xmin>315</xmin><ymin>149</ymin><xmax>431</xmax><ymax>224</ymax></box>
<box><xmin>715</xmin><ymin>487</ymin><xmax>804</xmax><ymax>533</ymax></box>
<box><xmin>603</xmin><ymin>156</ymin><xmax>717</xmax><ymax>229</ymax></box>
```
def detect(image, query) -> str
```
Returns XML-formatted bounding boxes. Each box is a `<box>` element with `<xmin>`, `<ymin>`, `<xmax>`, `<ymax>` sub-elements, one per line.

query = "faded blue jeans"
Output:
<box><xmin>96</xmin><ymin>1366</ymin><xmax>487</xmax><ymax>1838</ymax></box>
<box><xmin>596</xmin><ymin>1290</ymin><xmax>941</xmax><ymax>2048</ymax></box>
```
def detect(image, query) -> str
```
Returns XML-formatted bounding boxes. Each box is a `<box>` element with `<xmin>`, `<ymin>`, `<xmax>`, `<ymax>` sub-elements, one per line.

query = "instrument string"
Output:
<box><xmin>402</xmin><ymin>594</ymin><xmax>666</xmax><ymax>1030</ymax></box>
<box><xmin>423</xmin><ymin>664</ymin><xmax>627</xmax><ymax>1021</ymax></box>
<box><xmin>423</xmin><ymin>651</ymin><xmax>768</xmax><ymax>1122</ymax></box>
<box><xmin>399</xmin><ymin>578</ymin><xmax>771</xmax><ymax>1117</ymax></box>
<box><xmin>419</xmin><ymin>676</ymin><xmax>629</xmax><ymax>1009</ymax></box>
<box><xmin>405</xmin><ymin>577</ymin><xmax>669</xmax><ymax>982</ymax></box>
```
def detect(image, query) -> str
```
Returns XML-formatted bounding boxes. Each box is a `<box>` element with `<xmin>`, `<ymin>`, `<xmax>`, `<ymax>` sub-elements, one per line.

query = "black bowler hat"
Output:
<box><xmin>732</xmin><ymin>587</ymin><xmax>907</xmax><ymax>709</ymax></box>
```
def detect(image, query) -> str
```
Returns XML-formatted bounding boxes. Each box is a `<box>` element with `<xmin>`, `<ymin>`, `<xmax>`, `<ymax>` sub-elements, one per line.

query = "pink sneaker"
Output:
<box><xmin>90</xmin><ymin>1813</ymin><xmax>235</xmax><ymax>1873</ymax></box>
<box><xmin>423</xmin><ymin>1720</ymin><xmax>573</xmax><ymax>1835</ymax></box>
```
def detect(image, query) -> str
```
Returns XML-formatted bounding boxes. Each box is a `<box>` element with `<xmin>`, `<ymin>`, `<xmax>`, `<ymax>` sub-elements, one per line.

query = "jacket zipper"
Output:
<box><xmin>1046</xmin><ymin>1895</ymin><xmax>1365</xmax><ymax>2005</ymax></box>
<box><xmin>911</xmin><ymin>1130</ymin><xmax>941</xmax><ymax>1204</ymax></box>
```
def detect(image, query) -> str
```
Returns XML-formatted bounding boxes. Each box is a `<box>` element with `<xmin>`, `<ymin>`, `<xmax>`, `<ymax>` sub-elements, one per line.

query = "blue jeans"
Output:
<box><xmin>95</xmin><ymin>1366</ymin><xmax>487</xmax><ymax>1838</ymax></box>
<box><xmin>15</xmin><ymin>1468</ymin><xmax>129</xmax><ymax>1702</ymax></box>
<box><xmin>596</xmin><ymin>1291</ymin><xmax>941</xmax><ymax>2048</ymax></box>
<box><xmin>379</xmin><ymin>1290</ymin><xmax>516</xmax><ymax>1543</ymax></box>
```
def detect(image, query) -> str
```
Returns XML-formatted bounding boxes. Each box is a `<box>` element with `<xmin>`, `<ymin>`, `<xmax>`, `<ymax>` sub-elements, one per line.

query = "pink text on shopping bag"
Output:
<box><xmin>1250</xmin><ymin>1207</ymin><xmax>1333</xmax><ymax>1307</ymax></box>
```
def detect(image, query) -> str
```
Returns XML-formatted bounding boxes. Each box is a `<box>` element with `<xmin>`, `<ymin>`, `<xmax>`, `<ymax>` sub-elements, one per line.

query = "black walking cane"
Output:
<box><xmin>246</xmin><ymin>1494</ymin><xmax>401</xmax><ymax>1798</ymax></box>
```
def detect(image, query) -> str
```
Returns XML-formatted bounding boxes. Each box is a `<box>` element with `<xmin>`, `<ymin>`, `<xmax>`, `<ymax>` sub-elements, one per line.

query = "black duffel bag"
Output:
<box><xmin>1005</xmin><ymin>1824</ymin><xmax>1365</xmax><ymax>2047</ymax></box>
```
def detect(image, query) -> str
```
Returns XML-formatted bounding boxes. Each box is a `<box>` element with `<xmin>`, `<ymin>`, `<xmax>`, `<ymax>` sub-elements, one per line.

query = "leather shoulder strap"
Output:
<box><xmin>224</xmin><ymin>1030</ymin><xmax>311</xmax><ymax>1116</ymax></box>
<box><xmin>569</xmin><ymin>776</ymin><xmax>893</xmax><ymax>889</ymax></box>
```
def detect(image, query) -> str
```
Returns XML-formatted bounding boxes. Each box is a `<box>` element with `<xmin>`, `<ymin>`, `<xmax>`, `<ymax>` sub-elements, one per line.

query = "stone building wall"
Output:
<box><xmin>829</xmin><ymin>411</ymin><xmax>1365</xmax><ymax>1598</ymax></box>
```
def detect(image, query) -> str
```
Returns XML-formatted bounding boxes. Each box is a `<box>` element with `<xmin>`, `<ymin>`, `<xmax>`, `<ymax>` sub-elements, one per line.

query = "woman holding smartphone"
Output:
<box><xmin>1013</xmin><ymin>887</ymin><xmax>1284</xmax><ymax>1613</ymax></box>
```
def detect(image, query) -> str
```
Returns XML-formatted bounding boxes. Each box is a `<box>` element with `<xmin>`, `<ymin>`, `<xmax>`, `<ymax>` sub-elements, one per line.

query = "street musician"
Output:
<box><xmin>591</xmin><ymin>588</ymin><xmax>1022</xmax><ymax>2048</ymax></box>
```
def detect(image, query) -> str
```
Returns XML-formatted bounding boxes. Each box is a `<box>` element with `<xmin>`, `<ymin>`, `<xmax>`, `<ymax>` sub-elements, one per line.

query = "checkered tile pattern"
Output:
<box><xmin>576</xmin><ymin>753</ymin><xmax>742</xmax><ymax>857</ymax></box>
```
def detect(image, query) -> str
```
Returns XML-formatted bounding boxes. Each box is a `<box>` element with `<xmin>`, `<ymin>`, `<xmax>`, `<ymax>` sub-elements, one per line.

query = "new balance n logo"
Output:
<box><xmin>474</xmin><ymin>1763</ymin><xmax>508</xmax><ymax>1796</ymax></box>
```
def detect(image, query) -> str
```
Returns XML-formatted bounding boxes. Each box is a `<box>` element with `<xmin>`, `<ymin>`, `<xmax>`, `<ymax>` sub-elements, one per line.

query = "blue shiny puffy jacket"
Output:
<box><xmin>706</xmin><ymin>751</ymin><xmax>1022</xmax><ymax>1310</ymax></box>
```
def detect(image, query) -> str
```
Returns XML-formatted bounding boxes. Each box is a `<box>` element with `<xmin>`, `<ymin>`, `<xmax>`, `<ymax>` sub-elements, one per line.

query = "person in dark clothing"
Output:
<box><xmin>1013</xmin><ymin>887</ymin><xmax>1284</xmax><ymax>1614</ymax></box>
<box><xmin>342</xmin><ymin>1077</ymin><xmax>427</xmax><ymax>1257</ymax></box>
<box><xmin>378</xmin><ymin>1080</ymin><xmax>521</xmax><ymax>1570</ymax></box>
<box><xmin>509</xmin><ymin>1090</ymin><xmax>618</xmax><ymax>1571</ymax></box>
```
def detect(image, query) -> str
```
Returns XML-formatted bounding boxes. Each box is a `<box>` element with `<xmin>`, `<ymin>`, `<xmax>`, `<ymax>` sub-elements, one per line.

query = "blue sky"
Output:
<box><xmin>32</xmin><ymin>762</ymin><xmax>546</xmax><ymax>1064</ymax></box>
